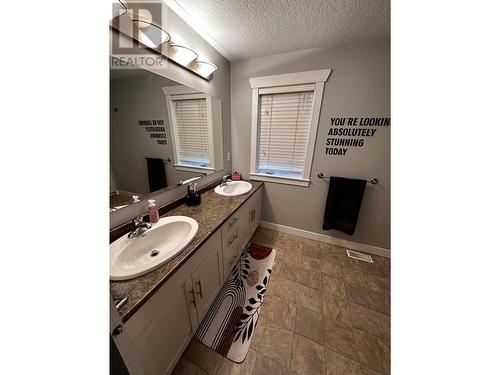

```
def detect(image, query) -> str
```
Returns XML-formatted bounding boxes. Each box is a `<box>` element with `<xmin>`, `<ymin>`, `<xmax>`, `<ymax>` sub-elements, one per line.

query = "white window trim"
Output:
<box><xmin>249</xmin><ymin>69</ymin><xmax>331</xmax><ymax>187</ymax></box>
<box><xmin>162</xmin><ymin>86</ymin><xmax>215</xmax><ymax>173</ymax></box>
<box><xmin>248</xmin><ymin>172</ymin><xmax>311</xmax><ymax>187</ymax></box>
<box><xmin>173</xmin><ymin>165</ymin><xmax>215</xmax><ymax>174</ymax></box>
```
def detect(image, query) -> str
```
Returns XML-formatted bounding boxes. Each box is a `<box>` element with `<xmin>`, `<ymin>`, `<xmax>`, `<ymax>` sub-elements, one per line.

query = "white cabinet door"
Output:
<box><xmin>185</xmin><ymin>280</ymin><xmax>199</xmax><ymax>330</ymax></box>
<box><xmin>133</xmin><ymin>281</ymin><xmax>194</xmax><ymax>375</ymax></box>
<box><xmin>246</xmin><ymin>188</ymin><xmax>263</xmax><ymax>237</ymax></box>
<box><xmin>252</xmin><ymin>188</ymin><xmax>263</xmax><ymax>233</ymax></box>
<box><xmin>237</xmin><ymin>203</ymin><xmax>251</xmax><ymax>248</ymax></box>
<box><xmin>110</xmin><ymin>298</ymin><xmax>144</xmax><ymax>375</ymax></box>
<box><xmin>192</xmin><ymin>246</ymin><xmax>222</xmax><ymax>318</ymax></box>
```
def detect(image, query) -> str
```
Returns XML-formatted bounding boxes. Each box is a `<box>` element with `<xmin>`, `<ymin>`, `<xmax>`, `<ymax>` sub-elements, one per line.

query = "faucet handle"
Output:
<box><xmin>133</xmin><ymin>216</ymin><xmax>144</xmax><ymax>226</ymax></box>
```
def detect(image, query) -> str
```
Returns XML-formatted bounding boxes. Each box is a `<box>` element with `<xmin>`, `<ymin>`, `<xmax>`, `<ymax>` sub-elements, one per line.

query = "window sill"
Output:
<box><xmin>174</xmin><ymin>164</ymin><xmax>215</xmax><ymax>174</ymax></box>
<box><xmin>249</xmin><ymin>172</ymin><xmax>310</xmax><ymax>187</ymax></box>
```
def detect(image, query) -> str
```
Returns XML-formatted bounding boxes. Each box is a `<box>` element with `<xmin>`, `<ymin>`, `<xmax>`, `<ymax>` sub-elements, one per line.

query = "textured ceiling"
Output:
<box><xmin>170</xmin><ymin>0</ymin><xmax>390</xmax><ymax>61</ymax></box>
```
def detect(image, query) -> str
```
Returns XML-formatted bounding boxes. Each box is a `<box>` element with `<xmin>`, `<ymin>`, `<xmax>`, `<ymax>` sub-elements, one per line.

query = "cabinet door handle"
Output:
<box><xmin>195</xmin><ymin>280</ymin><xmax>203</xmax><ymax>299</ymax></box>
<box><xmin>228</xmin><ymin>233</ymin><xmax>238</xmax><ymax>246</ymax></box>
<box><xmin>112</xmin><ymin>324</ymin><xmax>123</xmax><ymax>336</ymax></box>
<box><xmin>114</xmin><ymin>296</ymin><xmax>128</xmax><ymax>310</ymax></box>
<box><xmin>228</xmin><ymin>216</ymin><xmax>239</xmax><ymax>228</ymax></box>
<box><xmin>189</xmin><ymin>288</ymin><xmax>197</xmax><ymax>307</ymax></box>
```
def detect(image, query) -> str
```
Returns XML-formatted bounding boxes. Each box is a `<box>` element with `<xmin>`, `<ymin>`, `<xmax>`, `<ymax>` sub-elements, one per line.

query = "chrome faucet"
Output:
<box><xmin>128</xmin><ymin>216</ymin><xmax>152</xmax><ymax>238</ymax></box>
<box><xmin>219</xmin><ymin>175</ymin><xmax>232</xmax><ymax>187</ymax></box>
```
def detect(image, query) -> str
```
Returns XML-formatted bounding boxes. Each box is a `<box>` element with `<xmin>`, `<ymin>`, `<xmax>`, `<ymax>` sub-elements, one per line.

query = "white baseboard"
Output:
<box><xmin>259</xmin><ymin>221</ymin><xmax>390</xmax><ymax>258</ymax></box>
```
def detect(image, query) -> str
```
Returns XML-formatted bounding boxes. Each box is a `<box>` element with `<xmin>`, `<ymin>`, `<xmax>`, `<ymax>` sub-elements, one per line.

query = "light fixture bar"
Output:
<box><xmin>110</xmin><ymin>11</ymin><xmax>217</xmax><ymax>81</ymax></box>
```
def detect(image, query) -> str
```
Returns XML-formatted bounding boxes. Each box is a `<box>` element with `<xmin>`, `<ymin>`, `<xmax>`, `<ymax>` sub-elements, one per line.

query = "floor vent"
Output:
<box><xmin>346</xmin><ymin>249</ymin><xmax>373</xmax><ymax>263</ymax></box>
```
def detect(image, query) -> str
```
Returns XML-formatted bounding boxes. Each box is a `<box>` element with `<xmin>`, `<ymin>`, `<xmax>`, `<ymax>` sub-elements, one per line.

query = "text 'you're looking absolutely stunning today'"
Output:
<box><xmin>325</xmin><ymin>117</ymin><xmax>390</xmax><ymax>156</ymax></box>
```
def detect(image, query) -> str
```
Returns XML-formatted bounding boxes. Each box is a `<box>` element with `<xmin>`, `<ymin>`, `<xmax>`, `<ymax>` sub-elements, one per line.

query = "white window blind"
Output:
<box><xmin>257</xmin><ymin>90</ymin><xmax>314</xmax><ymax>177</ymax></box>
<box><xmin>171</xmin><ymin>97</ymin><xmax>211</xmax><ymax>168</ymax></box>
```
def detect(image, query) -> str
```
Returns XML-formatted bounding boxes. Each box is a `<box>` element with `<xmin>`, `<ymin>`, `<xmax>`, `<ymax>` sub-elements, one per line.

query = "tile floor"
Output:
<box><xmin>172</xmin><ymin>228</ymin><xmax>390</xmax><ymax>375</ymax></box>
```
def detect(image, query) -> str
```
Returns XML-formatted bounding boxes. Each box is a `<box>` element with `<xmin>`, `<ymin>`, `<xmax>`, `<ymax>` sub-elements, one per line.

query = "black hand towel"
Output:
<box><xmin>146</xmin><ymin>158</ymin><xmax>167</xmax><ymax>192</ymax></box>
<box><xmin>322</xmin><ymin>177</ymin><xmax>366</xmax><ymax>235</ymax></box>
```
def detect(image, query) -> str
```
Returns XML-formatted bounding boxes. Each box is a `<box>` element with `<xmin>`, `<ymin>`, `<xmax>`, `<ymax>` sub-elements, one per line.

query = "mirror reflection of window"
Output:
<box><xmin>110</xmin><ymin>60</ymin><xmax>224</xmax><ymax>212</ymax></box>
<box><xmin>171</xmin><ymin>96</ymin><xmax>211</xmax><ymax>169</ymax></box>
<box><xmin>163</xmin><ymin>86</ymin><xmax>223</xmax><ymax>176</ymax></box>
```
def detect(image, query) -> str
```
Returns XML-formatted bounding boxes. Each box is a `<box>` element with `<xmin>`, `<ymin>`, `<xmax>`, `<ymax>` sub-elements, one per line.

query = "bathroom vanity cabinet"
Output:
<box><xmin>221</xmin><ymin>188</ymin><xmax>262</xmax><ymax>279</ymax></box>
<box><xmin>120</xmin><ymin>187</ymin><xmax>262</xmax><ymax>375</ymax></box>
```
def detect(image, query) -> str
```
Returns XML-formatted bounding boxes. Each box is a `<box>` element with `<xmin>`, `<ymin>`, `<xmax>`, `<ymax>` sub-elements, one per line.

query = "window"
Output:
<box><xmin>249</xmin><ymin>69</ymin><xmax>331</xmax><ymax>187</ymax></box>
<box><xmin>171</xmin><ymin>96</ymin><xmax>211</xmax><ymax>168</ymax></box>
<box><xmin>257</xmin><ymin>89</ymin><xmax>314</xmax><ymax>178</ymax></box>
<box><xmin>162</xmin><ymin>86</ymin><xmax>216</xmax><ymax>173</ymax></box>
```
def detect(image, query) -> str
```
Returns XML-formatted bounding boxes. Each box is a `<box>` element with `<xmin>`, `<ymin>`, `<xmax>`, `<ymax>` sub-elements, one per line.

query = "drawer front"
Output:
<box><xmin>222</xmin><ymin>212</ymin><xmax>241</xmax><ymax>278</ymax></box>
<box><xmin>223</xmin><ymin>226</ymin><xmax>239</xmax><ymax>252</ymax></box>
<box><xmin>222</xmin><ymin>212</ymin><xmax>241</xmax><ymax>241</ymax></box>
<box><xmin>222</xmin><ymin>231</ymin><xmax>240</xmax><ymax>279</ymax></box>
<box><xmin>222</xmin><ymin>225</ymin><xmax>238</xmax><ymax>251</ymax></box>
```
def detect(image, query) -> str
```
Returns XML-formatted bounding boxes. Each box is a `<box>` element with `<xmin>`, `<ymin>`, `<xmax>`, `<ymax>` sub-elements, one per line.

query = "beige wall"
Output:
<box><xmin>230</xmin><ymin>40</ymin><xmax>390</xmax><ymax>249</ymax></box>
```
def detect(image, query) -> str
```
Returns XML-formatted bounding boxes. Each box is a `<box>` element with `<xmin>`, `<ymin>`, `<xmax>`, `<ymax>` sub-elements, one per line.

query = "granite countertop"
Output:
<box><xmin>110</xmin><ymin>181</ymin><xmax>263</xmax><ymax>322</ymax></box>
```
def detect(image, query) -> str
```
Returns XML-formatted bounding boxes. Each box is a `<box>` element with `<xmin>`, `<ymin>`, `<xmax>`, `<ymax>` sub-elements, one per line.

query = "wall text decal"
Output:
<box><xmin>325</xmin><ymin>117</ymin><xmax>390</xmax><ymax>156</ymax></box>
<box><xmin>139</xmin><ymin>119</ymin><xmax>167</xmax><ymax>145</ymax></box>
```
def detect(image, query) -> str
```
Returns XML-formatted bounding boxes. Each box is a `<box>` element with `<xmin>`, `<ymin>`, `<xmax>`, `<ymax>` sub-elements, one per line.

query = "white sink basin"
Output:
<box><xmin>214</xmin><ymin>181</ymin><xmax>252</xmax><ymax>197</ymax></box>
<box><xmin>110</xmin><ymin>216</ymin><xmax>198</xmax><ymax>281</ymax></box>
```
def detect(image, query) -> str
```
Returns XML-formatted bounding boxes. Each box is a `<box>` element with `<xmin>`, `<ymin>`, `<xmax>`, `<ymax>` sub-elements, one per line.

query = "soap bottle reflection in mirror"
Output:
<box><xmin>148</xmin><ymin>199</ymin><xmax>160</xmax><ymax>223</ymax></box>
<box><xmin>186</xmin><ymin>182</ymin><xmax>201</xmax><ymax>206</ymax></box>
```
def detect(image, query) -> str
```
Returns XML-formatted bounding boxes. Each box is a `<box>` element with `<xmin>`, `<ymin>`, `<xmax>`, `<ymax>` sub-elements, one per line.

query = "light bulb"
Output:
<box><xmin>194</xmin><ymin>60</ymin><xmax>217</xmax><ymax>78</ymax></box>
<box><xmin>131</xmin><ymin>9</ymin><xmax>152</xmax><ymax>29</ymax></box>
<box><xmin>169</xmin><ymin>44</ymin><xmax>198</xmax><ymax>66</ymax></box>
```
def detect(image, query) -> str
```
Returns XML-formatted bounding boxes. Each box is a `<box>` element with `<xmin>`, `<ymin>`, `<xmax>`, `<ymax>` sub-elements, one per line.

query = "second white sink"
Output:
<box><xmin>110</xmin><ymin>216</ymin><xmax>198</xmax><ymax>281</ymax></box>
<box><xmin>214</xmin><ymin>181</ymin><xmax>252</xmax><ymax>197</ymax></box>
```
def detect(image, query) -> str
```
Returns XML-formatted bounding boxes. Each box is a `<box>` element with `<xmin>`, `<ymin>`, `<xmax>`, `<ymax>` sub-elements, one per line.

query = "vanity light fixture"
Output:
<box><xmin>131</xmin><ymin>9</ymin><xmax>152</xmax><ymax>29</ymax></box>
<box><xmin>118</xmin><ymin>1</ymin><xmax>155</xmax><ymax>30</ymax></box>
<box><xmin>121</xmin><ymin>2</ymin><xmax>171</xmax><ymax>46</ymax></box>
<box><xmin>167</xmin><ymin>44</ymin><xmax>198</xmax><ymax>66</ymax></box>
<box><xmin>192</xmin><ymin>60</ymin><xmax>218</xmax><ymax>80</ymax></box>
<box><xmin>131</xmin><ymin>20</ymin><xmax>171</xmax><ymax>45</ymax></box>
<box><xmin>111</xmin><ymin>2</ymin><xmax>218</xmax><ymax>81</ymax></box>
<box><xmin>132</xmin><ymin>17</ymin><xmax>152</xmax><ymax>30</ymax></box>
<box><xmin>117</xmin><ymin>0</ymin><xmax>128</xmax><ymax>16</ymax></box>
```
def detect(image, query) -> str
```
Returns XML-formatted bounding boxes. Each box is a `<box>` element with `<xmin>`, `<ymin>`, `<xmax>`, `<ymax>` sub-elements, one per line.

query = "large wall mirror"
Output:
<box><xmin>110</xmin><ymin>62</ymin><xmax>224</xmax><ymax>211</ymax></box>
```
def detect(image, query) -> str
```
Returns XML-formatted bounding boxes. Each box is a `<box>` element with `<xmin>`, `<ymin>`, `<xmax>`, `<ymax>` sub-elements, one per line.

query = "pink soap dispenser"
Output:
<box><xmin>148</xmin><ymin>199</ymin><xmax>160</xmax><ymax>223</ymax></box>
